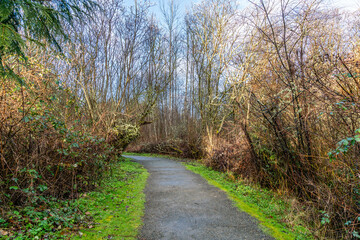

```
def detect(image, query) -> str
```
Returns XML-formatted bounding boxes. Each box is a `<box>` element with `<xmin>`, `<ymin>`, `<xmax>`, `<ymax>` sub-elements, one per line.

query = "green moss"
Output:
<box><xmin>71</xmin><ymin>158</ymin><xmax>148</xmax><ymax>240</ymax></box>
<box><xmin>111</xmin><ymin>124</ymin><xmax>140</xmax><ymax>150</ymax></box>
<box><xmin>184</xmin><ymin>162</ymin><xmax>313</xmax><ymax>240</ymax></box>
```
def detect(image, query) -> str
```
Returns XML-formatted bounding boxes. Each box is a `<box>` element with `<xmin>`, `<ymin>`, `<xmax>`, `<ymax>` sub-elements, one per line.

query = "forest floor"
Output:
<box><xmin>67</xmin><ymin>158</ymin><xmax>148</xmax><ymax>240</ymax></box>
<box><xmin>126</xmin><ymin>155</ymin><xmax>275</xmax><ymax>240</ymax></box>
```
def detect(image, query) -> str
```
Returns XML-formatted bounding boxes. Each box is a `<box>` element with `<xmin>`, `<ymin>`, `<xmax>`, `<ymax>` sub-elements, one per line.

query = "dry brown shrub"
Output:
<box><xmin>0</xmin><ymin>56</ymin><xmax>117</xmax><ymax>208</ymax></box>
<box><xmin>202</xmin><ymin>128</ymin><xmax>258</xmax><ymax>179</ymax></box>
<box><xmin>128</xmin><ymin>136</ymin><xmax>204</xmax><ymax>159</ymax></box>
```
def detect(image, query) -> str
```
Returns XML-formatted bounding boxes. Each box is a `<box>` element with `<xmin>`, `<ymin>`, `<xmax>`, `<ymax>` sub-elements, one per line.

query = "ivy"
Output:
<box><xmin>328</xmin><ymin>128</ymin><xmax>360</xmax><ymax>161</ymax></box>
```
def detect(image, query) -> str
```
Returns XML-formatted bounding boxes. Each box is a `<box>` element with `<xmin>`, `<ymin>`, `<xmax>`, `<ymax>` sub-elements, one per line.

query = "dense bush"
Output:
<box><xmin>128</xmin><ymin>137</ymin><xmax>204</xmax><ymax>159</ymax></box>
<box><xmin>0</xmin><ymin>56</ymin><xmax>119</xmax><ymax>210</ymax></box>
<box><xmin>108</xmin><ymin>124</ymin><xmax>140</xmax><ymax>151</ymax></box>
<box><xmin>201</xmin><ymin>46</ymin><xmax>360</xmax><ymax>240</ymax></box>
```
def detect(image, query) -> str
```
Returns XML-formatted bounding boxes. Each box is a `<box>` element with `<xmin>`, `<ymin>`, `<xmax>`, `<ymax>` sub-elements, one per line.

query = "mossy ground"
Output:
<box><xmin>70</xmin><ymin>158</ymin><xmax>148</xmax><ymax>240</ymax></box>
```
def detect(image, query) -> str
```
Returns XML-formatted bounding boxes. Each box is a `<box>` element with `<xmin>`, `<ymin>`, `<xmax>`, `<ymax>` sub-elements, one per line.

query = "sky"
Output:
<box><xmin>123</xmin><ymin>0</ymin><xmax>360</xmax><ymax>21</ymax></box>
<box><xmin>332</xmin><ymin>0</ymin><xmax>360</xmax><ymax>12</ymax></box>
<box><xmin>123</xmin><ymin>0</ymin><xmax>198</xmax><ymax>22</ymax></box>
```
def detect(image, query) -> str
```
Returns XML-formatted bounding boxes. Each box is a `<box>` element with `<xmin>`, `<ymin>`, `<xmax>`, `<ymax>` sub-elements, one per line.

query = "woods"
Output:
<box><xmin>0</xmin><ymin>0</ymin><xmax>359</xmax><ymax>238</ymax></box>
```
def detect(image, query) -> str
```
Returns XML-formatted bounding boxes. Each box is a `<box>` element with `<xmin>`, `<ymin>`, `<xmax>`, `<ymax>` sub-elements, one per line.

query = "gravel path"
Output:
<box><xmin>125</xmin><ymin>155</ymin><xmax>274</xmax><ymax>240</ymax></box>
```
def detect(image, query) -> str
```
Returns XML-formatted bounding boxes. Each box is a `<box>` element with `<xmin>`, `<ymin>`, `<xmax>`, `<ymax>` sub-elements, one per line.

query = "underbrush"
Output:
<box><xmin>0</xmin><ymin>196</ymin><xmax>91</xmax><ymax>239</ymax></box>
<box><xmin>0</xmin><ymin>56</ymin><xmax>134</xmax><ymax>238</ymax></box>
<box><xmin>203</xmin><ymin>133</ymin><xmax>360</xmax><ymax>239</ymax></box>
<box><xmin>127</xmin><ymin>137</ymin><xmax>203</xmax><ymax>159</ymax></box>
<box><xmin>0</xmin><ymin>158</ymin><xmax>147</xmax><ymax>239</ymax></box>
<box><xmin>0</xmin><ymin>57</ymin><xmax>118</xmax><ymax>205</ymax></box>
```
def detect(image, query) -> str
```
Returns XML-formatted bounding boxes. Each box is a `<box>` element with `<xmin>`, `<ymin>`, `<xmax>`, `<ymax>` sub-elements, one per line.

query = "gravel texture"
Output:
<box><xmin>125</xmin><ymin>155</ymin><xmax>274</xmax><ymax>240</ymax></box>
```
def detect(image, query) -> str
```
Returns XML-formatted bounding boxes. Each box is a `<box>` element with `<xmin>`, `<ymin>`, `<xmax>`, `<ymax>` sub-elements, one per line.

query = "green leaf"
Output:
<box><xmin>37</xmin><ymin>185</ymin><xmax>48</xmax><ymax>192</ymax></box>
<box><xmin>9</xmin><ymin>186</ymin><xmax>19</xmax><ymax>190</ymax></box>
<box><xmin>338</xmin><ymin>139</ymin><xmax>349</xmax><ymax>147</ymax></box>
<box><xmin>353</xmin><ymin>231</ymin><xmax>360</xmax><ymax>239</ymax></box>
<box><xmin>71</xmin><ymin>143</ymin><xmax>80</xmax><ymax>148</ymax></box>
<box><xmin>345</xmin><ymin>220</ymin><xmax>352</xmax><ymax>226</ymax></box>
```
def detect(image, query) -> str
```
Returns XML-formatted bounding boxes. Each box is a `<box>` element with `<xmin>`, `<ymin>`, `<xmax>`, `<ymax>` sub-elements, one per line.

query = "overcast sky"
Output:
<box><xmin>332</xmin><ymin>0</ymin><xmax>360</xmax><ymax>11</ymax></box>
<box><xmin>124</xmin><ymin>0</ymin><xmax>360</xmax><ymax>23</ymax></box>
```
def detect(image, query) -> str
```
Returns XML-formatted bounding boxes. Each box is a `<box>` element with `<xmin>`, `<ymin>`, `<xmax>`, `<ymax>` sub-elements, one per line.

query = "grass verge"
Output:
<box><xmin>0</xmin><ymin>157</ymin><xmax>148</xmax><ymax>239</ymax></box>
<box><xmin>184</xmin><ymin>162</ymin><xmax>313</xmax><ymax>240</ymax></box>
<box><xmin>70</xmin><ymin>158</ymin><xmax>148</xmax><ymax>240</ymax></box>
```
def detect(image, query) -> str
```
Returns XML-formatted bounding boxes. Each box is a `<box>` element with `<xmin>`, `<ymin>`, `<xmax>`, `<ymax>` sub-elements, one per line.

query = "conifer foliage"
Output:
<box><xmin>0</xmin><ymin>0</ymin><xmax>95</xmax><ymax>75</ymax></box>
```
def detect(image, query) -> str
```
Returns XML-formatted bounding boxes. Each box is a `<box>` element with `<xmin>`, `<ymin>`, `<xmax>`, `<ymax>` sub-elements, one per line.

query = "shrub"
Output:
<box><xmin>0</xmin><ymin>56</ymin><xmax>117</xmax><ymax>209</ymax></box>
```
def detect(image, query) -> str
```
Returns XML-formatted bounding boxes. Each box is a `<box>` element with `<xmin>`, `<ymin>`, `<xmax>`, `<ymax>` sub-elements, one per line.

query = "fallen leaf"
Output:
<box><xmin>0</xmin><ymin>229</ymin><xmax>9</xmax><ymax>236</ymax></box>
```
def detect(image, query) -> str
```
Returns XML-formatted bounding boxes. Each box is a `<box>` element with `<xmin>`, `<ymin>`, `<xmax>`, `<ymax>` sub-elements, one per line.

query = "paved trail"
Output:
<box><xmin>126</xmin><ymin>155</ymin><xmax>274</xmax><ymax>240</ymax></box>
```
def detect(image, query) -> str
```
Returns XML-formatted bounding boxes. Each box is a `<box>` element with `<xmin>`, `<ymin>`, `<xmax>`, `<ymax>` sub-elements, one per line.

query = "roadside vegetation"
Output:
<box><xmin>71</xmin><ymin>158</ymin><xmax>148</xmax><ymax>240</ymax></box>
<box><xmin>0</xmin><ymin>157</ymin><xmax>147</xmax><ymax>239</ymax></box>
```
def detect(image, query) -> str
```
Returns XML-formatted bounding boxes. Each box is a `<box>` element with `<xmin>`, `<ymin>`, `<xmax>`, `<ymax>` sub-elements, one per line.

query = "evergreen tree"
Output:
<box><xmin>0</xmin><ymin>0</ymin><xmax>96</xmax><ymax>78</ymax></box>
